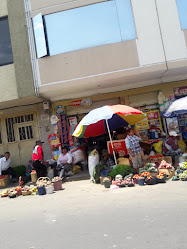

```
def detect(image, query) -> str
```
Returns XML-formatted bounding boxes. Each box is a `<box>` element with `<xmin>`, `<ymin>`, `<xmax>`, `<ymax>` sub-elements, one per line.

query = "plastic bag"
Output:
<box><xmin>153</xmin><ymin>141</ymin><xmax>163</xmax><ymax>154</ymax></box>
<box><xmin>72</xmin><ymin>149</ymin><xmax>85</xmax><ymax>164</ymax></box>
<box><xmin>178</xmin><ymin>140</ymin><xmax>186</xmax><ymax>153</ymax></box>
<box><xmin>88</xmin><ymin>150</ymin><xmax>99</xmax><ymax>181</ymax></box>
<box><xmin>72</xmin><ymin>165</ymin><xmax>81</xmax><ymax>174</ymax></box>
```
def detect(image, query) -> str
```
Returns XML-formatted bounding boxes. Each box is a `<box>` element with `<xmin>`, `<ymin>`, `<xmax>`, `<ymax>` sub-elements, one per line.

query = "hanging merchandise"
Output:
<box><xmin>48</xmin><ymin>134</ymin><xmax>61</xmax><ymax>160</ymax></box>
<box><xmin>165</xmin><ymin>117</ymin><xmax>180</xmax><ymax>134</ymax></box>
<box><xmin>68</xmin><ymin>125</ymin><xmax>77</xmax><ymax>147</ymax></box>
<box><xmin>58</xmin><ymin>114</ymin><xmax>69</xmax><ymax>147</ymax></box>
<box><xmin>50</xmin><ymin>115</ymin><xmax>59</xmax><ymax>133</ymax></box>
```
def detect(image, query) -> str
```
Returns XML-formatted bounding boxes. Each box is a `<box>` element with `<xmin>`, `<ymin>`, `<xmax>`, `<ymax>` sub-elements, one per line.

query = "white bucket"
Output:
<box><xmin>45</xmin><ymin>185</ymin><xmax>54</xmax><ymax>194</ymax></box>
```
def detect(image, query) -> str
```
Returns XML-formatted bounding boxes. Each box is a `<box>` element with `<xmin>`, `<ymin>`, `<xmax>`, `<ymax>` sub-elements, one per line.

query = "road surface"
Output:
<box><xmin>0</xmin><ymin>180</ymin><xmax>186</xmax><ymax>249</ymax></box>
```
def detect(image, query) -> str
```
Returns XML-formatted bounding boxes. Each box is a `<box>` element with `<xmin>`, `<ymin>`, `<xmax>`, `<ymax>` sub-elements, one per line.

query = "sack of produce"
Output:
<box><xmin>88</xmin><ymin>149</ymin><xmax>99</xmax><ymax>181</ymax></box>
<box><xmin>72</xmin><ymin>149</ymin><xmax>85</xmax><ymax>164</ymax></box>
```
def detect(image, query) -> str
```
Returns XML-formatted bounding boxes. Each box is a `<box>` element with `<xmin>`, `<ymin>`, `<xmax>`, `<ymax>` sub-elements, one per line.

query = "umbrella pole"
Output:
<box><xmin>106</xmin><ymin>119</ymin><xmax>117</xmax><ymax>165</ymax></box>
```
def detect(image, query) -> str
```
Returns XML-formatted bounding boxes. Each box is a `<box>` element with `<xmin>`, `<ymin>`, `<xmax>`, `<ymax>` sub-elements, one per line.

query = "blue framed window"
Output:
<box><xmin>176</xmin><ymin>0</ymin><xmax>187</xmax><ymax>30</ymax></box>
<box><xmin>33</xmin><ymin>0</ymin><xmax>136</xmax><ymax>57</ymax></box>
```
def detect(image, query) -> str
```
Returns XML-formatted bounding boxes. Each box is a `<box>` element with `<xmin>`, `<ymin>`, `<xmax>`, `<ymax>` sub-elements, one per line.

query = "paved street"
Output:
<box><xmin>0</xmin><ymin>180</ymin><xmax>186</xmax><ymax>249</ymax></box>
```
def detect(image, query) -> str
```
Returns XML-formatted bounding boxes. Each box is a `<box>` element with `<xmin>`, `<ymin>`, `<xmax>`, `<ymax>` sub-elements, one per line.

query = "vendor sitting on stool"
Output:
<box><xmin>162</xmin><ymin>131</ymin><xmax>182</xmax><ymax>156</ymax></box>
<box><xmin>57</xmin><ymin>147</ymin><xmax>73</xmax><ymax>178</ymax></box>
<box><xmin>0</xmin><ymin>152</ymin><xmax>16</xmax><ymax>181</ymax></box>
<box><xmin>102</xmin><ymin>149</ymin><xmax>114</xmax><ymax>170</ymax></box>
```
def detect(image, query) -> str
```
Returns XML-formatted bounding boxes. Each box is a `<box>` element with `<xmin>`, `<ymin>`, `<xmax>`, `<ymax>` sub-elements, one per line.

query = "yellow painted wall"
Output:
<box><xmin>52</xmin><ymin>80</ymin><xmax>187</xmax><ymax>112</ymax></box>
<box><xmin>0</xmin><ymin>0</ymin><xmax>8</xmax><ymax>17</ymax></box>
<box><xmin>0</xmin><ymin>64</ymin><xmax>18</xmax><ymax>102</ymax></box>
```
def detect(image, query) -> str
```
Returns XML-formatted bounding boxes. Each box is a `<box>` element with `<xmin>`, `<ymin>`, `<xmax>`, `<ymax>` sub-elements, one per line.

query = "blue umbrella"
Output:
<box><xmin>164</xmin><ymin>96</ymin><xmax>187</xmax><ymax>118</ymax></box>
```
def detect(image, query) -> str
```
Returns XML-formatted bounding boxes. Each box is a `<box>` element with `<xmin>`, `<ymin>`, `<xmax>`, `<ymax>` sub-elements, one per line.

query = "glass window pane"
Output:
<box><xmin>44</xmin><ymin>1</ymin><xmax>122</xmax><ymax>55</ymax></box>
<box><xmin>115</xmin><ymin>0</ymin><xmax>136</xmax><ymax>41</ymax></box>
<box><xmin>0</xmin><ymin>17</ymin><xmax>13</xmax><ymax>66</ymax></box>
<box><xmin>32</xmin><ymin>13</ymin><xmax>48</xmax><ymax>58</ymax></box>
<box><xmin>176</xmin><ymin>0</ymin><xmax>187</xmax><ymax>30</ymax></box>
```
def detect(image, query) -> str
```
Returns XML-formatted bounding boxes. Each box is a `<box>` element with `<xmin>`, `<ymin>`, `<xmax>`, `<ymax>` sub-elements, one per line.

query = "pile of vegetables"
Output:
<box><xmin>179</xmin><ymin>170</ymin><xmax>187</xmax><ymax>180</ymax></box>
<box><xmin>159</xmin><ymin>160</ymin><xmax>173</xmax><ymax>169</ymax></box>
<box><xmin>141</xmin><ymin>172</ymin><xmax>150</xmax><ymax>177</ymax></box>
<box><xmin>139</xmin><ymin>163</ymin><xmax>158</xmax><ymax>174</ymax></box>
<box><xmin>109</xmin><ymin>164</ymin><xmax>133</xmax><ymax>178</ymax></box>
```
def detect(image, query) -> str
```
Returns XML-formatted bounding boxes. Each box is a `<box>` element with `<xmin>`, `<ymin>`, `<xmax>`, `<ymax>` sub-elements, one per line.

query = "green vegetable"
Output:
<box><xmin>89</xmin><ymin>149</ymin><xmax>99</xmax><ymax>156</ymax></box>
<box><xmin>109</xmin><ymin>164</ymin><xmax>133</xmax><ymax>178</ymax></box>
<box><xmin>93</xmin><ymin>162</ymin><xmax>107</xmax><ymax>183</ymax></box>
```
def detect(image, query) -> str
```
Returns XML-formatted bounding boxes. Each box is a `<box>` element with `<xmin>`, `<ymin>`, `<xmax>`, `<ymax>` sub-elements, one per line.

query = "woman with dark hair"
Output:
<box><xmin>125</xmin><ymin>128</ymin><xmax>143</xmax><ymax>173</ymax></box>
<box><xmin>57</xmin><ymin>147</ymin><xmax>73</xmax><ymax>178</ymax></box>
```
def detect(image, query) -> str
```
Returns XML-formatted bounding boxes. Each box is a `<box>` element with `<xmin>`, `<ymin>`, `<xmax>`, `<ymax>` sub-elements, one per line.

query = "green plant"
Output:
<box><xmin>13</xmin><ymin>165</ymin><xmax>26</xmax><ymax>177</ymax></box>
<box><xmin>109</xmin><ymin>164</ymin><xmax>133</xmax><ymax>178</ymax></box>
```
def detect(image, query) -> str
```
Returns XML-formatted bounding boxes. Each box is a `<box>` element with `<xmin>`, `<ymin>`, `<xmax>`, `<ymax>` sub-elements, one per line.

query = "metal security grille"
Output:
<box><xmin>19</xmin><ymin>125</ymin><xmax>34</xmax><ymax>141</ymax></box>
<box><xmin>5</xmin><ymin>114</ymin><xmax>34</xmax><ymax>143</ymax></box>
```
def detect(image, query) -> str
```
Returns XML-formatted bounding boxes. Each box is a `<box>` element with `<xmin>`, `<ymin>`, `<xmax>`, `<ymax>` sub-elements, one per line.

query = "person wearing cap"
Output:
<box><xmin>32</xmin><ymin>140</ymin><xmax>46</xmax><ymax>178</ymax></box>
<box><xmin>102</xmin><ymin>149</ymin><xmax>114</xmax><ymax>170</ymax></box>
<box><xmin>162</xmin><ymin>131</ymin><xmax>182</xmax><ymax>156</ymax></box>
<box><xmin>57</xmin><ymin>147</ymin><xmax>73</xmax><ymax>178</ymax></box>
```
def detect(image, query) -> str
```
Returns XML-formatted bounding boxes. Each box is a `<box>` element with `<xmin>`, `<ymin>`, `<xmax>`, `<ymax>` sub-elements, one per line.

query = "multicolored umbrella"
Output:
<box><xmin>73</xmin><ymin>105</ymin><xmax>146</xmax><ymax>165</ymax></box>
<box><xmin>73</xmin><ymin>105</ymin><xmax>146</xmax><ymax>138</ymax></box>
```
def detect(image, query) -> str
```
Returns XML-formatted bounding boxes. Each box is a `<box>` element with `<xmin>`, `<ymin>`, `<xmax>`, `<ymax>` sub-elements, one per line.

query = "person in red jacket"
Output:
<box><xmin>32</xmin><ymin>140</ymin><xmax>46</xmax><ymax>178</ymax></box>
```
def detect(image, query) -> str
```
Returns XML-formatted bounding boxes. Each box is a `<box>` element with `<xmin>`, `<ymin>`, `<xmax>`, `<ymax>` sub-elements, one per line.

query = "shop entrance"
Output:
<box><xmin>0</xmin><ymin>113</ymin><xmax>39</xmax><ymax>166</ymax></box>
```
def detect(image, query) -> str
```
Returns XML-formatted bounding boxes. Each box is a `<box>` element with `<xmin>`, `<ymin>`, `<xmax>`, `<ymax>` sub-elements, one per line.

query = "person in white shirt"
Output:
<box><xmin>0</xmin><ymin>152</ymin><xmax>16</xmax><ymax>179</ymax></box>
<box><xmin>57</xmin><ymin>147</ymin><xmax>73</xmax><ymax>178</ymax></box>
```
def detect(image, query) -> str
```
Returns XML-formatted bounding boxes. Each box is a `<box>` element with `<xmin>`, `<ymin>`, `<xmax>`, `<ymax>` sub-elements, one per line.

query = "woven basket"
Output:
<box><xmin>36</xmin><ymin>177</ymin><xmax>51</xmax><ymax>186</ymax></box>
<box><xmin>22</xmin><ymin>190</ymin><xmax>31</xmax><ymax>196</ymax></box>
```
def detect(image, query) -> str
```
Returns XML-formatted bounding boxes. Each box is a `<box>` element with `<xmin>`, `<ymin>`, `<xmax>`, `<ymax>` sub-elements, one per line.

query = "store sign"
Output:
<box><xmin>56</xmin><ymin>105</ymin><xmax>64</xmax><ymax>115</ymax></box>
<box><xmin>68</xmin><ymin>116</ymin><xmax>78</xmax><ymax>126</ymax></box>
<box><xmin>135</xmin><ymin>118</ymin><xmax>149</xmax><ymax>130</ymax></box>
<box><xmin>174</xmin><ymin>87</ymin><xmax>187</xmax><ymax>97</ymax></box>
<box><xmin>147</xmin><ymin>111</ymin><xmax>159</xmax><ymax>120</ymax></box>
<box><xmin>107</xmin><ymin>140</ymin><xmax>128</xmax><ymax>157</ymax></box>
<box><xmin>59</xmin><ymin>115</ymin><xmax>68</xmax><ymax>145</ymax></box>
<box><xmin>71</xmin><ymin>98</ymin><xmax>92</xmax><ymax>107</ymax></box>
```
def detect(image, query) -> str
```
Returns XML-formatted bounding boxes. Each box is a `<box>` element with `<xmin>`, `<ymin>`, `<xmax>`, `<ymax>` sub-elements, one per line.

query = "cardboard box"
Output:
<box><xmin>159</xmin><ymin>168</ymin><xmax>175</xmax><ymax>179</ymax></box>
<box><xmin>0</xmin><ymin>175</ymin><xmax>10</xmax><ymax>188</ymax></box>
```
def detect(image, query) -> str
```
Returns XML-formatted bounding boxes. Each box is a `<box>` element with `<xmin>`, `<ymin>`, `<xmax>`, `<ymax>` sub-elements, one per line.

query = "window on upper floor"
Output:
<box><xmin>0</xmin><ymin>17</ymin><xmax>13</xmax><ymax>66</ymax></box>
<box><xmin>32</xmin><ymin>0</ymin><xmax>136</xmax><ymax>58</ymax></box>
<box><xmin>176</xmin><ymin>0</ymin><xmax>187</xmax><ymax>30</ymax></box>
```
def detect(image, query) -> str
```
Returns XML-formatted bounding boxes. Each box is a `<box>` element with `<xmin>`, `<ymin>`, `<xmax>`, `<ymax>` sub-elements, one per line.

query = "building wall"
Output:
<box><xmin>0</xmin><ymin>64</ymin><xmax>18</xmax><ymax>102</ymax></box>
<box><xmin>131</xmin><ymin>0</ymin><xmax>165</xmax><ymax>65</ymax></box>
<box><xmin>39</xmin><ymin>40</ymin><xmax>139</xmax><ymax>85</ymax></box>
<box><xmin>7</xmin><ymin>0</ymin><xmax>35</xmax><ymax>98</ymax></box>
<box><xmin>0</xmin><ymin>0</ymin><xmax>8</xmax><ymax>17</ymax></box>
<box><xmin>53</xmin><ymin>80</ymin><xmax>187</xmax><ymax>110</ymax></box>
